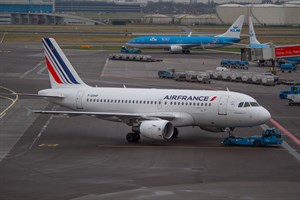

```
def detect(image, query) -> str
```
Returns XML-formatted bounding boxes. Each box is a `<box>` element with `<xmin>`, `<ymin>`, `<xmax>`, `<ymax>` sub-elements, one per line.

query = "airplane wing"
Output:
<box><xmin>32</xmin><ymin>110</ymin><xmax>176</xmax><ymax>123</ymax></box>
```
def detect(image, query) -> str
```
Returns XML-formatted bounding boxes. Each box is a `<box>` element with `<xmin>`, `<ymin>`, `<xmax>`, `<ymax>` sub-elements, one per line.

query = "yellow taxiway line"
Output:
<box><xmin>0</xmin><ymin>86</ymin><xmax>19</xmax><ymax>119</ymax></box>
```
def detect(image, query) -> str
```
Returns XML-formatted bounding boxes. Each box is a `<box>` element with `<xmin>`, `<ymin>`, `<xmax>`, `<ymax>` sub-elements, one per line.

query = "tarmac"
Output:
<box><xmin>0</xmin><ymin>42</ymin><xmax>299</xmax><ymax>200</ymax></box>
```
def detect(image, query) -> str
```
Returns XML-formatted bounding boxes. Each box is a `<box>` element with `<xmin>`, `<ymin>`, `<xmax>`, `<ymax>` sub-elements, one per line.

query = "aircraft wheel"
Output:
<box><xmin>254</xmin><ymin>140</ymin><xmax>261</xmax><ymax>147</ymax></box>
<box><xmin>223</xmin><ymin>138</ymin><xmax>230</xmax><ymax>146</ymax></box>
<box><xmin>172</xmin><ymin>128</ymin><xmax>179</xmax><ymax>138</ymax></box>
<box><xmin>126</xmin><ymin>132</ymin><xmax>140</xmax><ymax>143</ymax></box>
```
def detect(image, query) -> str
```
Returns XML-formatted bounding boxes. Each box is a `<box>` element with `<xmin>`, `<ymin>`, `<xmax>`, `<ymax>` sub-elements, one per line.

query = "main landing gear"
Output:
<box><xmin>126</xmin><ymin>132</ymin><xmax>140</xmax><ymax>143</ymax></box>
<box><xmin>172</xmin><ymin>127</ymin><xmax>179</xmax><ymax>138</ymax></box>
<box><xmin>182</xmin><ymin>49</ymin><xmax>190</xmax><ymax>54</ymax></box>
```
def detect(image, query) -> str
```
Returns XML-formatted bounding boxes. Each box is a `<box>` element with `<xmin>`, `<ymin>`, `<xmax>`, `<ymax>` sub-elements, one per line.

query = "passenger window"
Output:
<box><xmin>205</xmin><ymin>103</ymin><xmax>207</xmax><ymax>106</ymax></box>
<box><xmin>238</xmin><ymin>102</ymin><xmax>244</xmax><ymax>107</ymax></box>
<box><xmin>170</xmin><ymin>102</ymin><xmax>173</xmax><ymax>105</ymax></box>
<box><xmin>165</xmin><ymin>102</ymin><xmax>167</xmax><ymax>105</ymax></box>
<box><xmin>244</xmin><ymin>102</ymin><xmax>250</xmax><ymax>107</ymax></box>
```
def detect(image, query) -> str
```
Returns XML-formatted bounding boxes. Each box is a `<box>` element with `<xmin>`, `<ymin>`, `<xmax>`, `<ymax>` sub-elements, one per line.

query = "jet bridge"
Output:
<box><xmin>241</xmin><ymin>45</ymin><xmax>300</xmax><ymax>62</ymax></box>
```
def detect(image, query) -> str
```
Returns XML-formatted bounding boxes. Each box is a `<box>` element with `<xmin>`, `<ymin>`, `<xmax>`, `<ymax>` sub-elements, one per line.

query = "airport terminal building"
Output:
<box><xmin>0</xmin><ymin>0</ymin><xmax>102</xmax><ymax>25</ymax></box>
<box><xmin>0</xmin><ymin>0</ymin><xmax>55</xmax><ymax>13</ymax></box>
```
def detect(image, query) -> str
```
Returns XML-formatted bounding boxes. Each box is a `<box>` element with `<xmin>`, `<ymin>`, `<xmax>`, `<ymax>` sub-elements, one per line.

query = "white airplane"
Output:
<box><xmin>29</xmin><ymin>38</ymin><xmax>271</xmax><ymax>143</ymax></box>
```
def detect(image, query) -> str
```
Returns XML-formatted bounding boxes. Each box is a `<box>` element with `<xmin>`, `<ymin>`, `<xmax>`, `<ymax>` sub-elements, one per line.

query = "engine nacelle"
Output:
<box><xmin>139</xmin><ymin>120</ymin><xmax>174</xmax><ymax>140</ymax></box>
<box><xmin>170</xmin><ymin>45</ymin><xmax>183</xmax><ymax>53</ymax></box>
<box><xmin>200</xmin><ymin>126</ymin><xmax>225</xmax><ymax>132</ymax></box>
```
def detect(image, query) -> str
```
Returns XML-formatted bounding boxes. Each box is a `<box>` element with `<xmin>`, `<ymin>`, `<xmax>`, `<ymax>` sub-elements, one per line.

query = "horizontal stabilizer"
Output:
<box><xmin>17</xmin><ymin>93</ymin><xmax>64</xmax><ymax>98</ymax></box>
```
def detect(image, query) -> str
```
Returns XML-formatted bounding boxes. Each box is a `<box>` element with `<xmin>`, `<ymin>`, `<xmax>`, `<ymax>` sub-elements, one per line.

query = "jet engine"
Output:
<box><xmin>139</xmin><ymin>120</ymin><xmax>174</xmax><ymax>140</ymax></box>
<box><xmin>170</xmin><ymin>45</ymin><xmax>183</xmax><ymax>53</ymax></box>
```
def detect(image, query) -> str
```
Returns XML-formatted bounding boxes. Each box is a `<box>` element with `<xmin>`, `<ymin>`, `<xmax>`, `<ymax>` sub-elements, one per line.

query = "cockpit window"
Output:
<box><xmin>238</xmin><ymin>102</ymin><xmax>244</xmax><ymax>107</ymax></box>
<box><xmin>244</xmin><ymin>102</ymin><xmax>250</xmax><ymax>107</ymax></box>
<box><xmin>250</xmin><ymin>102</ymin><xmax>259</xmax><ymax>107</ymax></box>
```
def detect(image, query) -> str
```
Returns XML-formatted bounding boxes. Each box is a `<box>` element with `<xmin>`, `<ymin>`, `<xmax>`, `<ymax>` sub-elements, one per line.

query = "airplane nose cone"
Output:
<box><xmin>260</xmin><ymin>107</ymin><xmax>271</xmax><ymax>123</ymax></box>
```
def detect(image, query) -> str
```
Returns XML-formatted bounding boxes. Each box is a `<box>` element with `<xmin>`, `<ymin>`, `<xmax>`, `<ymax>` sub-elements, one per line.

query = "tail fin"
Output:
<box><xmin>218</xmin><ymin>15</ymin><xmax>245</xmax><ymax>38</ymax></box>
<box><xmin>42</xmin><ymin>38</ymin><xmax>88</xmax><ymax>89</ymax></box>
<box><xmin>249</xmin><ymin>16</ymin><xmax>261</xmax><ymax>45</ymax></box>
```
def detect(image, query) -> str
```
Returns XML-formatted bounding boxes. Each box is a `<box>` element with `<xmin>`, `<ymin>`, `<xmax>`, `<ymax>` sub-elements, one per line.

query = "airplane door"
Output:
<box><xmin>218</xmin><ymin>95</ymin><xmax>229</xmax><ymax>115</ymax></box>
<box><xmin>76</xmin><ymin>90</ymin><xmax>84</xmax><ymax>109</ymax></box>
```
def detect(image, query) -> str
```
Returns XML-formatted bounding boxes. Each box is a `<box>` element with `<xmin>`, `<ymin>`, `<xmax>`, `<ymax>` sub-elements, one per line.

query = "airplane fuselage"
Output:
<box><xmin>39</xmin><ymin>87</ymin><xmax>270</xmax><ymax>129</ymax></box>
<box><xmin>126</xmin><ymin>35</ymin><xmax>241</xmax><ymax>49</ymax></box>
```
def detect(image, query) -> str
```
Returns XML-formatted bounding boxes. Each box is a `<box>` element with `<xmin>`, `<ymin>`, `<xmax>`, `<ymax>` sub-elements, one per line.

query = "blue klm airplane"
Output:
<box><xmin>126</xmin><ymin>15</ymin><xmax>245</xmax><ymax>54</ymax></box>
<box><xmin>248</xmin><ymin>16</ymin><xmax>300</xmax><ymax>65</ymax></box>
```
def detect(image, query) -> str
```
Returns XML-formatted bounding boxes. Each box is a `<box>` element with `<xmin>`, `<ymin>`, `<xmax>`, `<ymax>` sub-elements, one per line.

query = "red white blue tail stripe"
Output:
<box><xmin>42</xmin><ymin>38</ymin><xmax>79</xmax><ymax>84</ymax></box>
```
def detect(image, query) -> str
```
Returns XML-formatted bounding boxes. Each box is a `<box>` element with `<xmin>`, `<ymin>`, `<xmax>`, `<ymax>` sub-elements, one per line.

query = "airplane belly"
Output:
<box><xmin>171</xmin><ymin>112</ymin><xmax>194</xmax><ymax>127</ymax></box>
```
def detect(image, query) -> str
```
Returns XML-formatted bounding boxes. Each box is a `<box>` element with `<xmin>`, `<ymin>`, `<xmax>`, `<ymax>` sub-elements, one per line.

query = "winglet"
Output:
<box><xmin>188</xmin><ymin>32</ymin><xmax>192</xmax><ymax>37</ymax></box>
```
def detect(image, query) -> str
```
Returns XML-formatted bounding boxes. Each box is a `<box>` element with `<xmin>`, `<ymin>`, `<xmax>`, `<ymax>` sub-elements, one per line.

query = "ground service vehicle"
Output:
<box><xmin>220</xmin><ymin>59</ymin><xmax>249</xmax><ymax>69</ymax></box>
<box><xmin>287</xmin><ymin>94</ymin><xmax>300</xmax><ymax>106</ymax></box>
<box><xmin>279</xmin><ymin>86</ymin><xmax>300</xmax><ymax>99</ymax></box>
<box><xmin>223</xmin><ymin>128</ymin><xmax>283</xmax><ymax>147</ymax></box>
<box><xmin>158</xmin><ymin>69</ymin><xmax>175</xmax><ymax>79</ymax></box>
<box><xmin>120</xmin><ymin>46</ymin><xmax>141</xmax><ymax>54</ymax></box>
<box><xmin>280</xmin><ymin>63</ymin><xmax>296</xmax><ymax>73</ymax></box>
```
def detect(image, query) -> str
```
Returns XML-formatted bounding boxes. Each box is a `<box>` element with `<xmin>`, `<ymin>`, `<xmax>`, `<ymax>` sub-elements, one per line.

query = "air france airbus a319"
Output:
<box><xmin>126</xmin><ymin>15</ymin><xmax>245</xmax><ymax>54</ymax></box>
<box><xmin>27</xmin><ymin>38</ymin><xmax>271</xmax><ymax>143</ymax></box>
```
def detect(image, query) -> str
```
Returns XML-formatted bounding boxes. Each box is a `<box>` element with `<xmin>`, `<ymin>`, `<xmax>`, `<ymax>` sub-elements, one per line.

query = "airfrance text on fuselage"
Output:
<box><xmin>164</xmin><ymin>95</ymin><xmax>211</xmax><ymax>101</ymax></box>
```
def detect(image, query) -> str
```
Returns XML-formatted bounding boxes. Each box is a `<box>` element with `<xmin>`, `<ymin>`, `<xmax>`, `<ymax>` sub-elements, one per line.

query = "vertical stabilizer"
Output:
<box><xmin>42</xmin><ymin>38</ymin><xmax>88</xmax><ymax>89</ymax></box>
<box><xmin>218</xmin><ymin>15</ymin><xmax>245</xmax><ymax>38</ymax></box>
<box><xmin>249</xmin><ymin>17</ymin><xmax>261</xmax><ymax>45</ymax></box>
